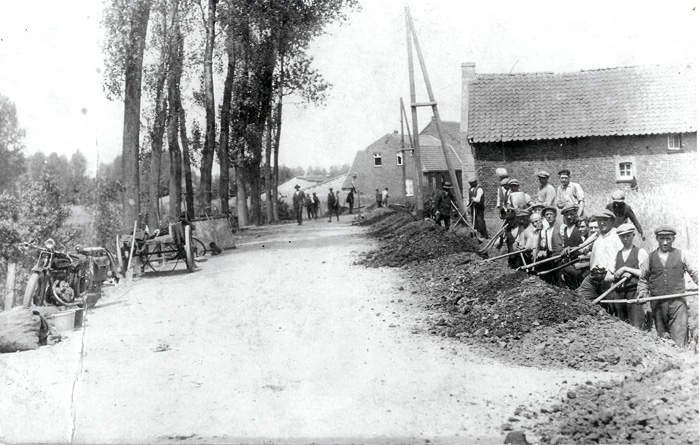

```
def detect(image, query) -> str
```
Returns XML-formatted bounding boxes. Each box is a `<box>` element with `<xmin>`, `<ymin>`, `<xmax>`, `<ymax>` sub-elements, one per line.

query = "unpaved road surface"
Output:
<box><xmin>1</xmin><ymin>215</ymin><xmax>607</xmax><ymax>443</ymax></box>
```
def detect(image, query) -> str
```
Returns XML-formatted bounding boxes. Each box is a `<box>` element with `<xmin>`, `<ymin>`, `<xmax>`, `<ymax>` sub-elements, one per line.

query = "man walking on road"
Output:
<box><xmin>636</xmin><ymin>225</ymin><xmax>698</xmax><ymax>346</ymax></box>
<box><xmin>346</xmin><ymin>189</ymin><xmax>355</xmax><ymax>214</ymax></box>
<box><xmin>327</xmin><ymin>188</ymin><xmax>337</xmax><ymax>222</ymax></box>
<box><xmin>292</xmin><ymin>185</ymin><xmax>306</xmax><ymax>225</ymax></box>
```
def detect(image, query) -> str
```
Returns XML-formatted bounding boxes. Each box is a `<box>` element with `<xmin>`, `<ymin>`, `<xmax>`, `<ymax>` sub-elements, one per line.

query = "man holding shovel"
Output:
<box><xmin>612</xmin><ymin>223</ymin><xmax>648</xmax><ymax>329</ymax></box>
<box><xmin>636</xmin><ymin>225</ymin><xmax>698</xmax><ymax>346</ymax></box>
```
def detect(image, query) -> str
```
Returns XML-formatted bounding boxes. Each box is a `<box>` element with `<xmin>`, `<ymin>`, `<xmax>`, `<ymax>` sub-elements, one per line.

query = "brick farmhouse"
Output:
<box><xmin>342</xmin><ymin>120</ymin><xmax>468</xmax><ymax>209</ymax></box>
<box><xmin>459</xmin><ymin>63</ymin><xmax>697</xmax><ymax>210</ymax></box>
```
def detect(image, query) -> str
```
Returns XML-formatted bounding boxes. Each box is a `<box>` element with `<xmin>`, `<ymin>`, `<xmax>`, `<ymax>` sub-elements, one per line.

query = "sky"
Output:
<box><xmin>0</xmin><ymin>0</ymin><xmax>696</xmax><ymax>176</ymax></box>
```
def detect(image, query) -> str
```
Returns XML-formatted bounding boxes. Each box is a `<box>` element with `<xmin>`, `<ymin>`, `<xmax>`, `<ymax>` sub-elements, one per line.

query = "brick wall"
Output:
<box><xmin>473</xmin><ymin>132</ymin><xmax>697</xmax><ymax>209</ymax></box>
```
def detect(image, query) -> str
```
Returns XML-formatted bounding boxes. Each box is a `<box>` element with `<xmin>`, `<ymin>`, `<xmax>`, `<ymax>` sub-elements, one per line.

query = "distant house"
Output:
<box><xmin>459</xmin><ymin>63</ymin><xmax>697</xmax><ymax>207</ymax></box>
<box><xmin>343</xmin><ymin>120</ymin><xmax>469</xmax><ymax>208</ymax></box>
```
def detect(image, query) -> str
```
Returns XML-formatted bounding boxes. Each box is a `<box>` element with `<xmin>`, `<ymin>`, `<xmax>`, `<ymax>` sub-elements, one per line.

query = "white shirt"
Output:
<box><xmin>590</xmin><ymin>228</ymin><xmax>623</xmax><ymax>274</ymax></box>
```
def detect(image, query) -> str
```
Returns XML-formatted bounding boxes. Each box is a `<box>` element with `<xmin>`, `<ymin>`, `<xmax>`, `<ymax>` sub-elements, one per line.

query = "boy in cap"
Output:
<box><xmin>467</xmin><ymin>177</ymin><xmax>488</xmax><ymax>238</ymax></box>
<box><xmin>605</xmin><ymin>190</ymin><xmax>644</xmax><ymax>237</ymax></box>
<box><xmin>555</xmin><ymin>169</ymin><xmax>585</xmax><ymax>217</ymax></box>
<box><xmin>558</xmin><ymin>204</ymin><xmax>586</xmax><ymax>289</ymax></box>
<box><xmin>292</xmin><ymin>184</ymin><xmax>306</xmax><ymax>225</ymax></box>
<box><xmin>612</xmin><ymin>223</ymin><xmax>648</xmax><ymax>329</ymax></box>
<box><xmin>577</xmin><ymin>210</ymin><xmax>622</xmax><ymax>309</ymax></box>
<box><xmin>636</xmin><ymin>225</ymin><xmax>698</xmax><ymax>346</ymax></box>
<box><xmin>536</xmin><ymin>171</ymin><xmax>556</xmax><ymax>206</ymax></box>
<box><xmin>434</xmin><ymin>181</ymin><xmax>455</xmax><ymax>228</ymax></box>
<box><xmin>496</xmin><ymin>208</ymin><xmax>529</xmax><ymax>269</ymax></box>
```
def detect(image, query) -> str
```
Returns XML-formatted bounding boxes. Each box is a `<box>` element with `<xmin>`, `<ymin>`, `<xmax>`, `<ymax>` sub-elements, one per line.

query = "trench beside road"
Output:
<box><xmin>1</xmin><ymin>215</ymin><xmax>606</xmax><ymax>443</ymax></box>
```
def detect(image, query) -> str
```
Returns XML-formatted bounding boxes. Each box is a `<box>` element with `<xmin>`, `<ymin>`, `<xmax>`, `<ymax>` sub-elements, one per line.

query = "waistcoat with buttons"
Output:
<box><xmin>648</xmin><ymin>248</ymin><xmax>685</xmax><ymax>296</ymax></box>
<box><xmin>615</xmin><ymin>246</ymin><xmax>639</xmax><ymax>291</ymax></box>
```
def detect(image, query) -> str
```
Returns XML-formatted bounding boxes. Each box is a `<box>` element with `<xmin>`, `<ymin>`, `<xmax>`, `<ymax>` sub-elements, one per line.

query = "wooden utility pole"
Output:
<box><xmin>405</xmin><ymin>8</ymin><xmax>424</xmax><ymax>215</ymax></box>
<box><xmin>405</xmin><ymin>7</ymin><xmax>466</xmax><ymax>216</ymax></box>
<box><xmin>400</xmin><ymin>98</ymin><xmax>408</xmax><ymax>203</ymax></box>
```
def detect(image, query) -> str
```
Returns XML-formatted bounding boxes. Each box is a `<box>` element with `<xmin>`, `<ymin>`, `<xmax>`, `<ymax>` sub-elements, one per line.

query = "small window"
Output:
<box><xmin>405</xmin><ymin>179</ymin><xmax>414</xmax><ymax>197</ymax></box>
<box><xmin>616</xmin><ymin>159</ymin><xmax>636</xmax><ymax>182</ymax></box>
<box><xmin>397</xmin><ymin>152</ymin><xmax>403</xmax><ymax>166</ymax></box>
<box><xmin>373</xmin><ymin>153</ymin><xmax>382</xmax><ymax>167</ymax></box>
<box><xmin>668</xmin><ymin>134</ymin><xmax>681</xmax><ymax>151</ymax></box>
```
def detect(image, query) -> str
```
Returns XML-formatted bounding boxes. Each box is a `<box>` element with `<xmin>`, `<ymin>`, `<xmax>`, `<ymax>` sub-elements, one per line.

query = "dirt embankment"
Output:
<box><xmin>358</xmin><ymin>209</ymin><xmax>699</xmax><ymax>444</ymax></box>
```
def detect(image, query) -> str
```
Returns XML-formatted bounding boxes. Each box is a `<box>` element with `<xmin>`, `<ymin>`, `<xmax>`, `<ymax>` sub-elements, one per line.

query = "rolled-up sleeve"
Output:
<box><xmin>636</xmin><ymin>258</ymin><xmax>651</xmax><ymax>299</ymax></box>
<box><xmin>682</xmin><ymin>250</ymin><xmax>699</xmax><ymax>285</ymax></box>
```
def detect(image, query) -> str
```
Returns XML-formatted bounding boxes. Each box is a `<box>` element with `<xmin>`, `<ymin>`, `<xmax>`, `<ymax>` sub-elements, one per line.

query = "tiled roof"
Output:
<box><xmin>420</xmin><ymin>118</ymin><xmax>461</xmax><ymax>147</ymax></box>
<box><xmin>468</xmin><ymin>65</ymin><xmax>697</xmax><ymax>143</ymax></box>
<box><xmin>419</xmin><ymin>135</ymin><xmax>463</xmax><ymax>172</ymax></box>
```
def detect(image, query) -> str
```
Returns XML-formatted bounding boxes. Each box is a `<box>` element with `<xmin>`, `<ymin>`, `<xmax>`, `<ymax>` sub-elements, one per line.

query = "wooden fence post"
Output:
<box><xmin>4</xmin><ymin>262</ymin><xmax>17</xmax><ymax>311</ymax></box>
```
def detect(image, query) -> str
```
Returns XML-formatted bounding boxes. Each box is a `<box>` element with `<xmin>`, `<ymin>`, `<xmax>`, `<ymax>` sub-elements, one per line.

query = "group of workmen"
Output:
<box><xmin>439</xmin><ymin>168</ymin><xmax>698</xmax><ymax>347</ymax></box>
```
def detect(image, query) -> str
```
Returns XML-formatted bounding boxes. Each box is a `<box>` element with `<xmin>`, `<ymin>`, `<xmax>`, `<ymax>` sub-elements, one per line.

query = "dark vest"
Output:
<box><xmin>615</xmin><ymin>246</ymin><xmax>640</xmax><ymax>291</ymax></box>
<box><xmin>469</xmin><ymin>187</ymin><xmax>484</xmax><ymax>210</ymax></box>
<box><xmin>648</xmin><ymin>249</ymin><xmax>686</xmax><ymax>296</ymax></box>
<box><xmin>562</xmin><ymin>225</ymin><xmax>583</xmax><ymax>258</ymax></box>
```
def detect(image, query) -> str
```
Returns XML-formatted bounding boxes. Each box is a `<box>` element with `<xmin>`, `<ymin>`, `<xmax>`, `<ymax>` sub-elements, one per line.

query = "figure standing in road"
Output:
<box><xmin>375</xmin><ymin>189</ymin><xmax>382</xmax><ymax>208</ymax></box>
<box><xmin>346</xmin><ymin>188</ymin><xmax>355</xmax><ymax>214</ymax></box>
<box><xmin>292</xmin><ymin>185</ymin><xmax>306</xmax><ymax>225</ymax></box>
<box><xmin>636</xmin><ymin>225</ymin><xmax>698</xmax><ymax>346</ymax></box>
<box><xmin>312</xmin><ymin>193</ymin><xmax>320</xmax><ymax>219</ymax></box>
<box><xmin>381</xmin><ymin>188</ymin><xmax>389</xmax><ymax>207</ymax></box>
<box><xmin>327</xmin><ymin>187</ymin><xmax>337</xmax><ymax>222</ymax></box>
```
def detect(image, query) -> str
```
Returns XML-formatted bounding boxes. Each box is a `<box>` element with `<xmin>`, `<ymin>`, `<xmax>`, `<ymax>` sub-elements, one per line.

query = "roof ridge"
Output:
<box><xmin>475</xmin><ymin>64</ymin><xmax>694</xmax><ymax>79</ymax></box>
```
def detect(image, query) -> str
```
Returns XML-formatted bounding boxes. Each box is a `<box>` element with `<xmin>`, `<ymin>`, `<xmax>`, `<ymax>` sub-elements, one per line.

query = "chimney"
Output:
<box><xmin>460</xmin><ymin>62</ymin><xmax>476</xmax><ymax>135</ymax></box>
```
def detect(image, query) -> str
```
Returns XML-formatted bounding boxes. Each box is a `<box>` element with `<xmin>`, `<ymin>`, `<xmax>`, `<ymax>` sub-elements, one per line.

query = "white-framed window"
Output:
<box><xmin>668</xmin><ymin>134</ymin><xmax>681</xmax><ymax>150</ymax></box>
<box><xmin>373</xmin><ymin>153</ymin><xmax>382</xmax><ymax>167</ymax></box>
<box><xmin>397</xmin><ymin>152</ymin><xmax>403</xmax><ymax>166</ymax></box>
<box><xmin>615</xmin><ymin>157</ymin><xmax>636</xmax><ymax>182</ymax></box>
<box><xmin>405</xmin><ymin>178</ymin><xmax>414</xmax><ymax>196</ymax></box>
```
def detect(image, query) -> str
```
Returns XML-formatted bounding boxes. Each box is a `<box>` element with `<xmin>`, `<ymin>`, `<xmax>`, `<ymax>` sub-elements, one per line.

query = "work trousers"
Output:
<box><xmin>651</xmin><ymin>297</ymin><xmax>688</xmax><ymax>347</ymax></box>
<box><xmin>307</xmin><ymin>206</ymin><xmax>313</xmax><ymax>219</ymax></box>
<box><xmin>561</xmin><ymin>265</ymin><xmax>584</xmax><ymax>290</ymax></box>
<box><xmin>577</xmin><ymin>275</ymin><xmax>614</xmax><ymax>315</ymax></box>
<box><xmin>614</xmin><ymin>288</ymin><xmax>645</xmax><ymax>330</ymax></box>
<box><xmin>436</xmin><ymin>214</ymin><xmax>451</xmax><ymax>229</ymax></box>
<box><xmin>472</xmin><ymin>208</ymin><xmax>489</xmax><ymax>238</ymax></box>
<box><xmin>295</xmin><ymin>206</ymin><xmax>304</xmax><ymax>225</ymax></box>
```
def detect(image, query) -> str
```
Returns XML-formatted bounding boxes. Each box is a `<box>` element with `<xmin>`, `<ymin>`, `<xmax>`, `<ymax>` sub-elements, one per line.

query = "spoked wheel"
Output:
<box><xmin>22</xmin><ymin>273</ymin><xmax>43</xmax><ymax>308</ymax></box>
<box><xmin>146</xmin><ymin>244</ymin><xmax>177</xmax><ymax>273</ymax></box>
<box><xmin>184</xmin><ymin>225</ymin><xmax>196</xmax><ymax>272</ymax></box>
<box><xmin>192</xmin><ymin>237</ymin><xmax>207</xmax><ymax>261</ymax></box>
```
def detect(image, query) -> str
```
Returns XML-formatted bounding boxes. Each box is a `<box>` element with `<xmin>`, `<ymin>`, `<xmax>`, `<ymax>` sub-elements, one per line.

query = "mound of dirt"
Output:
<box><xmin>357</xmin><ymin>210</ymin><xmax>481</xmax><ymax>268</ymax></box>
<box><xmin>518</xmin><ymin>358</ymin><xmax>699</xmax><ymax>444</ymax></box>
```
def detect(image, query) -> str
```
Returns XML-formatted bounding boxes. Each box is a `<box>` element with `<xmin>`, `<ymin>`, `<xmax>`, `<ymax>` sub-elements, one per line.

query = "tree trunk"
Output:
<box><xmin>218</xmin><ymin>31</ymin><xmax>235</xmax><ymax>216</ymax></box>
<box><xmin>148</xmin><ymin>71</ymin><xmax>167</xmax><ymax>226</ymax></box>
<box><xmin>235</xmin><ymin>163</ymin><xmax>248</xmax><ymax>227</ymax></box>
<box><xmin>179</xmin><ymin>105</ymin><xmax>195</xmax><ymax>220</ymax></box>
<box><xmin>121</xmin><ymin>0</ymin><xmax>152</xmax><ymax>228</ymax></box>
<box><xmin>198</xmin><ymin>0</ymin><xmax>217</xmax><ymax>215</ymax></box>
<box><xmin>167</xmin><ymin>11</ymin><xmax>183</xmax><ymax>221</ymax></box>
<box><xmin>271</xmin><ymin>54</ymin><xmax>284</xmax><ymax>221</ymax></box>
<box><xmin>4</xmin><ymin>262</ymin><xmax>16</xmax><ymax>311</ymax></box>
<box><xmin>264</xmin><ymin>112</ymin><xmax>273</xmax><ymax>223</ymax></box>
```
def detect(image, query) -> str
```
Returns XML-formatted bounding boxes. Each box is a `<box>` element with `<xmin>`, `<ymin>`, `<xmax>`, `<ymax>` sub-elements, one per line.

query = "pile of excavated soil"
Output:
<box><xmin>514</xmin><ymin>358</ymin><xmax>699</xmax><ymax>444</ymax></box>
<box><xmin>357</xmin><ymin>211</ymin><xmax>480</xmax><ymax>267</ymax></box>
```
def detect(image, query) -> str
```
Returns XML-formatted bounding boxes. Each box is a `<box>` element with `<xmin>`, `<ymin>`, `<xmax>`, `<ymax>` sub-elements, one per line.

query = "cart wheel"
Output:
<box><xmin>115</xmin><ymin>234</ymin><xmax>127</xmax><ymax>278</ymax></box>
<box><xmin>184</xmin><ymin>225</ymin><xmax>196</xmax><ymax>271</ymax></box>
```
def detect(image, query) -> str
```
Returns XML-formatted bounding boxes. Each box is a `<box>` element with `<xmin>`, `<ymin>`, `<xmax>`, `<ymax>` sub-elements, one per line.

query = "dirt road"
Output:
<box><xmin>1</xmin><ymin>215</ymin><xmax>608</xmax><ymax>443</ymax></box>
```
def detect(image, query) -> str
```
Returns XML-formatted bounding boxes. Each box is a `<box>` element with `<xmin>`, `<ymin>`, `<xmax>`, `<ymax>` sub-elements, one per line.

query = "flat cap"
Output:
<box><xmin>500</xmin><ymin>178</ymin><xmax>510</xmax><ymax>186</ymax></box>
<box><xmin>529</xmin><ymin>202</ymin><xmax>545</xmax><ymax>210</ymax></box>
<box><xmin>595</xmin><ymin>210</ymin><xmax>616</xmax><ymax>220</ymax></box>
<box><xmin>536</xmin><ymin>170</ymin><xmax>550</xmax><ymax>178</ymax></box>
<box><xmin>611</xmin><ymin>190</ymin><xmax>626</xmax><ymax>201</ymax></box>
<box><xmin>495</xmin><ymin>167</ymin><xmax>508</xmax><ymax>178</ymax></box>
<box><xmin>558</xmin><ymin>169</ymin><xmax>571</xmax><ymax>177</ymax></box>
<box><xmin>442</xmin><ymin>181</ymin><xmax>453</xmax><ymax>189</ymax></box>
<box><xmin>617</xmin><ymin>223</ymin><xmax>635</xmax><ymax>236</ymax></box>
<box><xmin>561</xmin><ymin>203</ymin><xmax>578</xmax><ymax>214</ymax></box>
<box><xmin>654</xmin><ymin>225</ymin><xmax>677</xmax><ymax>236</ymax></box>
<box><xmin>467</xmin><ymin>176</ymin><xmax>478</xmax><ymax>184</ymax></box>
<box><xmin>516</xmin><ymin>209</ymin><xmax>531</xmax><ymax>217</ymax></box>
<box><xmin>508</xmin><ymin>179</ymin><xmax>520</xmax><ymax>186</ymax></box>
<box><xmin>543</xmin><ymin>206</ymin><xmax>558</xmax><ymax>215</ymax></box>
